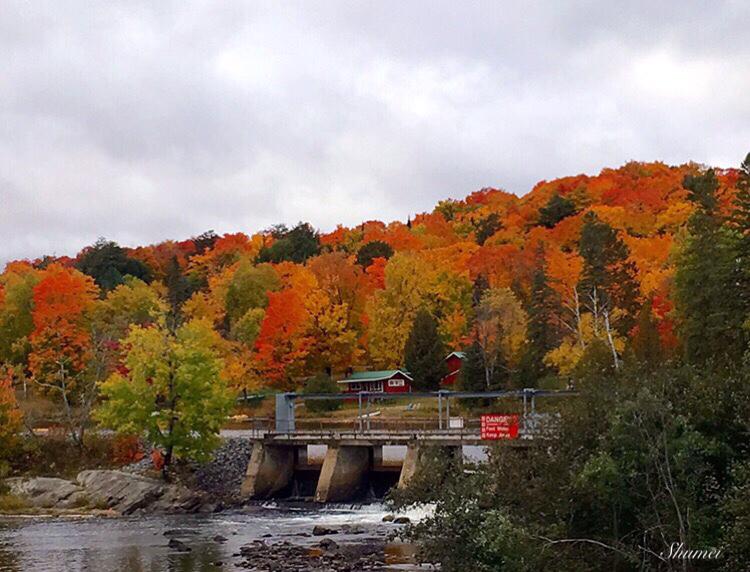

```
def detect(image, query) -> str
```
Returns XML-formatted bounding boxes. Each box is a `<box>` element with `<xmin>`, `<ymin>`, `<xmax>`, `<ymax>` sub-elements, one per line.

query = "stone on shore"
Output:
<box><xmin>77</xmin><ymin>470</ymin><xmax>165</xmax><ymax>515</ymax></box>
<box><xmin>5</xmin><ymin>477</ymin><xmax>87</xmax><ymax>509</ymax></box>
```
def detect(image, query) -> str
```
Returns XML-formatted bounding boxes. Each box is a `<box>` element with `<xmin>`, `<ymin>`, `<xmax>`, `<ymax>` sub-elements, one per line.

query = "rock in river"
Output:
<box><xmin>312</xmin><ymin>525</ymin><xmax>338</xmax><ymax>536</ymax></box>
<box><xmin>168</xmin><ymin>538</ymin><xmax>192</xmax><ymax>552</ymax></box>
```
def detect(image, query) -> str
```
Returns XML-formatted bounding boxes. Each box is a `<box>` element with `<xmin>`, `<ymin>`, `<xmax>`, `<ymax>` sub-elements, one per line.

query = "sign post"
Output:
<box><xmin>480</xmin><ymin>414</ymin><xmax>520</xmax><ymax>440</ymax></box>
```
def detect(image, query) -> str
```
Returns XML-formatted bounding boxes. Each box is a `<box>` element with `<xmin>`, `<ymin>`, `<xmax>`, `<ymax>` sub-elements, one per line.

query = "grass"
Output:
<box><xmin>0</xmin><ymin>494</ymin><xmax>29</xmax><ymax>513</ymax></box>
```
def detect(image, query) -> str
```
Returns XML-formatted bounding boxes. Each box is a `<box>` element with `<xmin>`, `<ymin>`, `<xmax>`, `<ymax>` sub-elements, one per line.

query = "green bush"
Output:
<box><xmin>303</xmin><ymin>374</ymin><xmax>342</xmax><ymax>413</ymax></box>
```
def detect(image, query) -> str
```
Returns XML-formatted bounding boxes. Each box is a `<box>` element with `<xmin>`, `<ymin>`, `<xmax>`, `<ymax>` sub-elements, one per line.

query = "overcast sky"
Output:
<box><xmin>2</xmin><ymin>1</ymin><xmax>749</xmax><ymax>263</ymax></box>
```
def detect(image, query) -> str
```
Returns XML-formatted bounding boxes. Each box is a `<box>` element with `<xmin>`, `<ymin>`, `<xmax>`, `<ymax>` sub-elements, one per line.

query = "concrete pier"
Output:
<box><xmin>241</xmin><ymin>443</ymin><xmax>295</xmax><ymax>499</ymax></box>
<box><xmin>240</xmin><ymin>430</ymin><xmax>518</xmax><ymax>501</ymax></box>
<box><xmin>314</xmin><ymin>445</ymin><xmax>370</xmax><ymax>502</ymax></box>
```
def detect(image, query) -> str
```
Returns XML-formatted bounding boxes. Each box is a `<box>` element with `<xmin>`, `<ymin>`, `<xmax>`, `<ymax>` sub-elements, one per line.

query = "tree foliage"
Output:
<box><xmin>0</xmin><ymin>369</ymin><xmax>22</xmax><ymax>472</ymax></box>
<box><xmin>95</xmin><ymin>319</ymin><xmax>233</xmax><ymax>475</ymax></box>
<box><xmin>356</xmin><ymin>240</ymin><xmax>394</xmax><ymax>268</ymax></box>
<box><xmin>257</xmin><ymin>222</ymin><xmax>320</xmax><ymax>264</ymax></box>
<box><xmin>403</xmin><ymin>309</ymin><xmax>447</xmax><ymax>390</ymax></box>
<box><xmin>76</xmin><ymin>238</ymin><xmax>152</xmax><ymax>292</ymax></box>
<box><xmin>538</xmin><ymin>193</ymin><xmax>577</xmax><ymax>228</ymax></box>
<box><xmin>675</xmin><ymin>169</ymin><xmax>744</xmax><ymax>363</ymax></box>
<box><xmin>302</xmin><ymin>373</ymin><xmax>342</xmax><ymax>413</ymax></box>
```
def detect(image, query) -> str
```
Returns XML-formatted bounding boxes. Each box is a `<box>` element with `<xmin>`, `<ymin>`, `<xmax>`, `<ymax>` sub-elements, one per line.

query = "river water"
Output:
<box><xmin>0</xmin><ymin>503</ymin><xmax>430</xmax><ymax>572</ymax></box>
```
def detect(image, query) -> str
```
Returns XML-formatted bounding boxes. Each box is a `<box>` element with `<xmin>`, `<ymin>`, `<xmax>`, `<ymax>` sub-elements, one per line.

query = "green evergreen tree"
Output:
<box><xmin>475</xmin><ymin>213</ymin><xmax>502</xmax><ymax>245</ymax></box>
<box><xmin>457</xmin><ymin>340</ymin><xmax>486</xmax><ymax>392</ymax></box>
<box><xmin>164</xmin><ymin>256</ymin><xmax>192</xmax><ymax>316</ymax></box>
<box><xmin>403</xmin><ymin>309</ymin><xmax>448</xmax><ymax>390</ymax></box>
<box><xmin>730</xmin><ymin>152</ymin><xmax>750</xmax><ymax>317</ymax></box>
<box><xmin>472</xmin><ymin>274</ymin><xmax>490</xmax><ymax>308</ymax></box>
<box><xmin>519</xmin><ymin>253</ymin><xmax>560</xmax><ymax>384</ymax></box>
<box><xmin>578</xmin><ymin>212</ymin><xmax>639</xmax><ymax>334</ymax></box>
<box><xmin>76</xmin><ymin>238</ymin><xmax>152</xmax><ymax>292</ymax></box>
<box><xmin>629</xmin><ymin>298</ymin><xmax>663</xmax><ymax>368</ymax></box>
<box><xmin>356</xmin><ymin>240</ymin><xmax>394</xmax><ymax>268</ymax></box>
<box><xmin>675</xmin><ymin>169</ymin><xmax>744</xmax><ymax>363</ymax></box>
<box><xmin>303</xmin><ymin>373</ymin><xmax>342</xmax><ymax>413</ymax></box>
<box><xmin>538</xmin><ymin>193</ymin><xmax>577</xmax><ymax>228</ymax></box>
<box><xmin>257</xmin><ymin>222</ymin><xmax>320</xmax><ymax>264</ymax></box>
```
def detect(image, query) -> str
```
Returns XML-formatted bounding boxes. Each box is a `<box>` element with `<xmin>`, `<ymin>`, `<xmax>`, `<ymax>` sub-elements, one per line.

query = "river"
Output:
<box><xmin>0</xmin><ymin>503</ymin><xmax>431</xmax><ymax>571</ymax></box>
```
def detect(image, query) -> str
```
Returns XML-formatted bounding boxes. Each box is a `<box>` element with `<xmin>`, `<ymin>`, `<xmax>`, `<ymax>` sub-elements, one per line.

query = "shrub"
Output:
<box><xmin>303</xmin><ymin>374</ymin><xmax>342</xmax><ymax>413</ymax></box>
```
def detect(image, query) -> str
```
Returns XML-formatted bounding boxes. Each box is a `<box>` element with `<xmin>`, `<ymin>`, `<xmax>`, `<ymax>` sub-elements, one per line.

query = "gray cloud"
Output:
<box><xmin>1</xmin><ymin>0</ymin><xmax>749</xmax><ymax>263</ymax></box>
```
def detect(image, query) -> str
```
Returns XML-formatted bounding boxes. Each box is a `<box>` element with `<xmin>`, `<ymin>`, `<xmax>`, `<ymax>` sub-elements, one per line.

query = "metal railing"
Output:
<box><xmin>231</xmin><ymin>389</ymin><xmax>574</xmax><ymax>438</ymax></box>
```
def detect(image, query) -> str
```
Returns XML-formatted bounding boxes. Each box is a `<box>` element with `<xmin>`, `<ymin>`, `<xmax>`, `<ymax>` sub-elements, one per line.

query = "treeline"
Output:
<box><xmin>389</xmin><ymin>156</ymin><xmax>750</xmax><ymax>571</ymax></box>
<box><xmin>1</xmin><ymin>156</ymin><xmax>750</xmax><ymax>483</ymax></box>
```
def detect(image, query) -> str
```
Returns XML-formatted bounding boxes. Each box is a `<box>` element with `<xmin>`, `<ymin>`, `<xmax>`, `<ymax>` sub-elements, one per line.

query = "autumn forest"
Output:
<box><xmin>1</xmin><ymin>158</ymin><xmax>746</xmax><ymax>394</ymax></box>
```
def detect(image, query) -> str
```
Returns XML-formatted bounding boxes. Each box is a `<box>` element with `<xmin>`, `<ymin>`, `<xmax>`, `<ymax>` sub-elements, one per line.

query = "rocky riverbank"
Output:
<box><xmin>159</xmin><ymin>521</ymin><xmax>413</xmax><ymax>571</ymax></box>
<box><xmin>3</xmin><ymin>469</ymin><xmax>217</xmax><ymax>515</ymax></box>
<box><xmin>235</xmin><ymin>537</ymin><xmax>389</xmax><ymax>571</ymax></box>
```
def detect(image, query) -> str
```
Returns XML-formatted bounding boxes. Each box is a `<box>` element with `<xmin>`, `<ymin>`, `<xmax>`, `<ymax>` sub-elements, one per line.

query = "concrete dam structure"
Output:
<box><xmin>240</xmin><ymin>434</ymin><xmax>480</xmax><ymax>502</ymax></box>
<box><xmin>239</xmin><ymin>389</ymin><xmax>571</xmax><ymax>502</ymax></box>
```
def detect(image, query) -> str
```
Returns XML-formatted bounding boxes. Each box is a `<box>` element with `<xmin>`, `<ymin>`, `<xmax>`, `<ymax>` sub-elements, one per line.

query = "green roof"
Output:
<box><xmin>338</xmin><ymin>369</ymin><xmax>413</xmax><ymax>383</ymax></box>
<box><xmin>446</xmin><ymin>351</ymin><xmax>466</xmax><ymax>360</ymax></box>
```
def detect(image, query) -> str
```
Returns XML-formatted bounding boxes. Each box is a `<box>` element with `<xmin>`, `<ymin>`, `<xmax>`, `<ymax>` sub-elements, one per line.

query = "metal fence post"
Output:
<box><xmin>358</xmin><ymin>392</ymin><xmax>363</xmax><ymax>433</ymax></box>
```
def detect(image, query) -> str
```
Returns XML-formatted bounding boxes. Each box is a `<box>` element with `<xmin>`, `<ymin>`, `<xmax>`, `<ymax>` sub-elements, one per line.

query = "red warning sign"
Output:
<box><xmin>480</xmin><ymin>414</ymin><xmax>520</xmax><ymax>440</ymax></box>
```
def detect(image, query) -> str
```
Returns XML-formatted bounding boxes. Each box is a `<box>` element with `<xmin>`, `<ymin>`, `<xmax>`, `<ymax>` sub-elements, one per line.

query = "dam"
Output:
<box><xmin>240</xmin><ymin>389</ymin><xmax>572</xmax><ymax>502</ymax></box>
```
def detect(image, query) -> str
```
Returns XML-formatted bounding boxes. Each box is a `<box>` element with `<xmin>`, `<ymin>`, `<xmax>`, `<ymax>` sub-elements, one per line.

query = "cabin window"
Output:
<box><xmin>389</xmin><ymin>378</ymin><xmax>405</xmax><ymax>388</ymax></box>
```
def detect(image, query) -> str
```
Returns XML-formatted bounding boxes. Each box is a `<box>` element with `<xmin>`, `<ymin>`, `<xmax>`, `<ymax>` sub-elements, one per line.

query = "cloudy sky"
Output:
<box><xmin>2</xmin><ymin>1</ymin><xmax>749</xmax><ymax>263</ymax></box>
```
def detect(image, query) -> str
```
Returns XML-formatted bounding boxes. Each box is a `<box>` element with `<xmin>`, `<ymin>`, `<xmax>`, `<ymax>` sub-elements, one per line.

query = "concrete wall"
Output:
<box><xmin>314</xmin><ymin>445</ymin><xmax>370</xmax><ymax>502</ymax></box>
<box><xmin>241</xmin><ymin>443</ymin><xmax>296</xmax><ymax>499</ymax></box>
<box><xmin>242</xmin><ymin>440</ymin><xmax>466</xmax><ymax>501</ymax></box>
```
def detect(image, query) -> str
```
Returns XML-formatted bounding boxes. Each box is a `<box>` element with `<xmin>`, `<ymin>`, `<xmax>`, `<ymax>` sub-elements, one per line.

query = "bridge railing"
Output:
<box><xmin>232</xmin><ymin>388</ymin><xmax>576</xmax><ymax>437</ymax></box>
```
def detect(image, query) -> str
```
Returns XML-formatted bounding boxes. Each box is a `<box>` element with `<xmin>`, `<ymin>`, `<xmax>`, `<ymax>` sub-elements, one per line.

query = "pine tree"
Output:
<box><xmin>538</xmin><ymin>193</ymin><xmax>576</xmax><ymax>228</ymax></box>
<box><xmin>457</xmin><ymin>340</ymin><xmax>486</xmax><ymax>392</ymax></box>
<box><xmin>629</xmin><ymin>298</ymin><xmax>663</xmax><ymax>368</ymax></box>
<box><xmin>577</xmin><ymin>212</ymin><xmax>639</xmax><ymax>369</ymax></box>
<box><xmin>519</xmin><ymin>253</ymin><xmax>560</xmax><ymax>384</ymax></box>
<box><xmin>472</xmin><ymin>274</ymin><xmax>490</xmax><ymax>308</ymax></box>
<box><xmin>164</xmin><ymin>256</ymin><xmax>192</xmax><ymax>316</ymax></box>
<box><xmin>676</xmin><ymin>169</ymin><xmax>745</xmax><ymax>363</ymax></box>
<box><xmin>730</xmin><ymin>152</ymin><xmax>750</xmax><ymax>316</ymax></box>
<box><xmin>403</xmin><ymin>309</ymin><xmax>448</xmax><ymax>390</ymax></box>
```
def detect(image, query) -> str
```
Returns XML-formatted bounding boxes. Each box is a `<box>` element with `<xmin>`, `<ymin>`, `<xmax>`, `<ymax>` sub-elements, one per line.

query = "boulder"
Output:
<box><xmin>168</xmin><ymin>538</ymin><xmax>192</xmax><ymax>552</ymax></box>
<box><xmin>312</xmin><ymin>525</ymin><xmax>338</xmax><ymax>536</ymax></box>
<box><xmin>393</xmin><ymin>516</ymin><xmax>411</xmax><ymax>524</ymax></box>
<box><xmin>381</xmin><ymin>514</ymin><xmax>395</xmax><ymax>522</ymax></box>
<box><xmin>76</xmin><ymin>470</ymin><xmax>164</xmax><ymax>515</ymax></box>
<box><xmin>5</xmin><ymin>477</ymin><xmax>86</xmax><ymax>509</ymax></box>
<box><xmin>318</xmin><ymin>538</ymin><xmax>339</xmax><ymax>551</ymax></box>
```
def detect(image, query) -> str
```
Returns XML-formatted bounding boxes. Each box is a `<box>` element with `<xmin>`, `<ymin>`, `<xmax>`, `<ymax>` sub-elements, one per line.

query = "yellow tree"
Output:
<box><xmin>367</xmin><ymin>253</ymin><xmax>435</xmax><ymax>368</ymax></box>
<box><xmin>0</xmin><ymin>262</ymin><xmax>40</xmax><ymax>367</ymax></box>
<box><xmin>471</xmin><ymin>288</ymin><xmax>528</xmax><ymax>388</ymax></box>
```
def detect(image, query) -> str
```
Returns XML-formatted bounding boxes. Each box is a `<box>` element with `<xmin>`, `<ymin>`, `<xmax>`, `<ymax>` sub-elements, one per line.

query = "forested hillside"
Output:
<box><xmin>3</xmin><ymin>158</ymin><xmax>750</xmax><ymax>567</ymax></box>
<box><xmin>0</xmin><ymin>159</ymin><xmax>746</xmax><ymax>395</ymax></box>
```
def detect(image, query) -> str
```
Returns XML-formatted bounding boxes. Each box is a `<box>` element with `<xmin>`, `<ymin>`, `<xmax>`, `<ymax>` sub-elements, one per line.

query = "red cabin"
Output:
<box><xmin>337</xmin><ymin>370</ymin><xmax>413</xmax><ymax>394</ymax></box>
<box><xmin>441</xmin><ymin>351</ymin><xmax>465</xmax><ymax>386</ymax></box>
